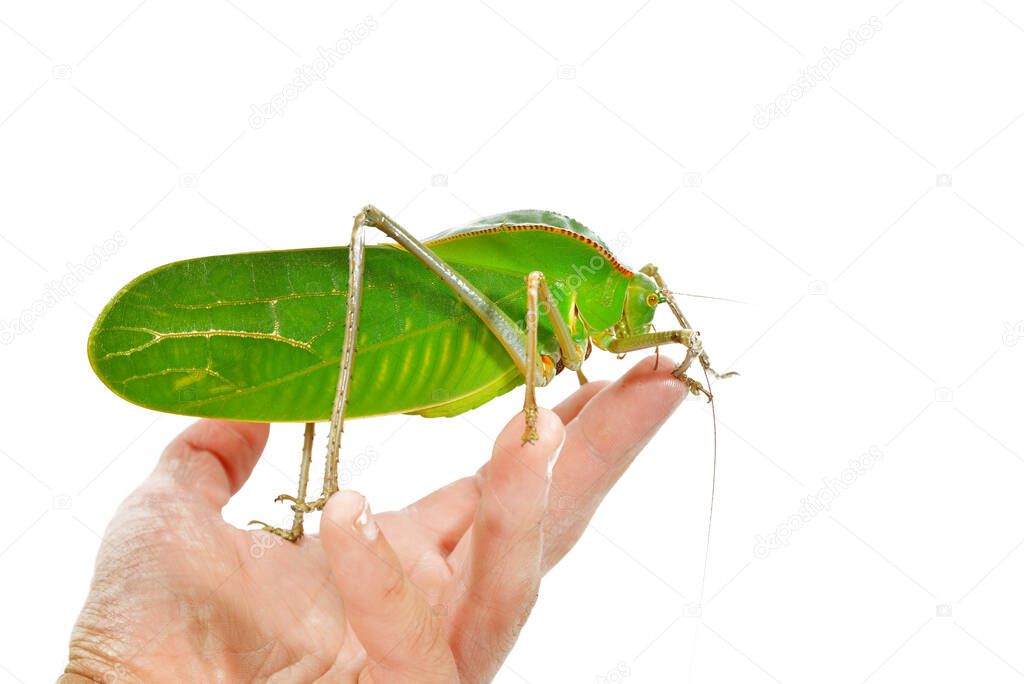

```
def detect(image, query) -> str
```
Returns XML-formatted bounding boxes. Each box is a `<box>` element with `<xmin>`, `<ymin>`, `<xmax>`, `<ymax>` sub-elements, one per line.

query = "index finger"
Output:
<box><xmin>542</xmin><ymin>355</ymin><xmax>687</xmax><ymax>571</ymax></box>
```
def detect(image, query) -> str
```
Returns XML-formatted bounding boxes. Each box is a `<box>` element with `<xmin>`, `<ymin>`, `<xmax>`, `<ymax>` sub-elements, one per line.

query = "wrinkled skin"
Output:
<box><xmin>61</xmin><ymin>357</ymin><xmax>687</xmax><ymax>683</ymax></box>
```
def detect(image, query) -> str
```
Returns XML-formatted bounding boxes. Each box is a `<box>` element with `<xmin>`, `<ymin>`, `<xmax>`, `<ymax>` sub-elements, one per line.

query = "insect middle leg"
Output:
<box><xmin>522</xmin><ymin>270</ymin><xmax>587</xmax><ymax>442</ymax></box>
<box><xmin>297</xmin><ymin>205</ymin><xmax>549</xmax><ymax>516</ymax></box>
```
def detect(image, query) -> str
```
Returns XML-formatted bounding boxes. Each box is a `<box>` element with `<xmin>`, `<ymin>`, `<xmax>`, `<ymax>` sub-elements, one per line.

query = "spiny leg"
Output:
<box><xmin>304</xmin><ymin>205</ymin><xmax>554</xmax><ymax>512</ymax></box>
<box><xmin>522</xmin><ymin>270</ymin><xmax>589</xmax><ymax>442</ymax></box>
<box><xmin>321</xmin><ymin>213</ymin><xmax>368</xmax><ymax>503</ymax></box>
<box><xmin>606</xmin><ymin>328</ymin><xmax>712</xmax><ymax>400</ymax></box>
<box><xmin>639</xmin><ymin>263</ymin><xmax>737</xmax><ymax>382</ymax></box>
<box><xmin>250</xmin><ymin>422</ymin><xmax>316</xmax><ymax>542</ymax></box>
<box><xmin>522</xmin><ymin>273</ymin><xmax>541</xmax><ymax>443</ymax></box>
<box><xmin>575</xmin><ymin>339</ymin><xmax>593</xmax><ymax>385</ymax></box>
<box><xmin>300</xmin><ymin>209</ymin><xmax>369</xmax><ymax>513</ymax></box>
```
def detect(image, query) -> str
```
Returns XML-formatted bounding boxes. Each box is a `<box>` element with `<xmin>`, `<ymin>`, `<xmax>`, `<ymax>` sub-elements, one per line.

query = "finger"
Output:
<box><xmin>155</xmin><ymin>419</ymin><xmax>269</xmax><ymax>509</ymax></box>
<box><xmin>449</xmin><ymin>409</ymin><xmax>564</xmax><ymax>679</ymax></box>
<box><xmin>410</xmin><ymin>383</ymin><xmax>606</xmax><ymax>556</ymax></box>
<box><xmin>543</xmin><ymin>355</ymin><xmax>686</xmax><ymax>570</ymax></box>
<box><xmin>405</xmin><ymin>377</ymin><xmax>605</xmax><ymax>555</ymax></box>
<box><xmin>403</xmin><ymin>476</ymin><xmax>481</xmax><ymax>554</ymax></box>
<box><xmin>552</xmin><ymin>379</ymin><xmax>610</xmax><ymax>424</ymax></box>
<box><xmin>407</xmin><ymin>378</ymin><xmax>602</xmax><ymax>556</ymax></box>
<box><xmin>322</xmin><ymin>491</ymin><xmax>458</xmax><ymax>682</ymax></box>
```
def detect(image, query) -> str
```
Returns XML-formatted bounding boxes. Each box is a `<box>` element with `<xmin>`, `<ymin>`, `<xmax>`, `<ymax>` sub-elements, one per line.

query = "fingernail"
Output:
<box><xmin>547</xmin><ymin>432</ymin><xmax>566</xmax><ymax>479</ymax></box>
<box><xmin>355</xmin><ymin>497</ymin><xmax>378</xmax><ymax>541</ymax></box>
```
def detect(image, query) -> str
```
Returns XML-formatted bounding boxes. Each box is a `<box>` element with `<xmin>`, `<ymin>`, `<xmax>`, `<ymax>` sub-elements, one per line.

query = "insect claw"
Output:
<box><xmin>249</xmin><ymin>520</ymin><xmax>302</xmax><ymax>542</ymax></box>
<box><xmin>698</xmin><ymin>351</ymin><xmax>738</xmax><ymax>382</ymax></box>
<box><xmin>671</xmin><ymin>366</ymin><xmax>714</xmax><ymax>402</ymax></box>
<box><xmin>270</xmin><ymin>493</ymin><xmax>330</xmax><ymax>514</ymax></box>
<box><xmin>300</xmin><ymin>496</ymin><xmax>329</xmax><ymax>512</ymax></box>
<box><xmin>521</xmin><ymin>406</ymin><xmax>540</xmax><ymax>444</ymax></box>
<box><xmin>273</xmin><ymin>493</ymin><xmax>316</xmax><ymax>513</ymax></box>
<box><xmin>693</xmin><ymin>381</ymin><xmax>714</xmax><ymax>402</ymax></box>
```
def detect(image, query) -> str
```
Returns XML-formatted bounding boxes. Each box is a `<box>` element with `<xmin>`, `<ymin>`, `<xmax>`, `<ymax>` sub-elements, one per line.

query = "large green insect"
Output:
<box><xmin>89</xmin><ymin>206</ymin><xmax>731</xmax><ymax>540</ymax></box>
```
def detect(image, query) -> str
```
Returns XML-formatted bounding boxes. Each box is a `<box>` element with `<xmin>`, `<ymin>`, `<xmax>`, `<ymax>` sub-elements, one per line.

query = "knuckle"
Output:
<box><xmin>390</xmin><ymin>606</ymin><xmax>448</xmax><ymax>667</ymax></box>
<box><xmin>479</xmin><ymin>486</ymin><xmax>539</xmax><ymax>542</ymax></box>
<box><xmin>476</xmin><ymin>576</ymin><xmax>540</xmax><ymax>648</ymax></box>
<box><xmin>378</xmin><ymin>566</ymin><xmax>408</xmax><ymax>606</ymax></box>
<box><xmin>509</xmin><ymin>575</ymin><xmax>540</xmax><ymax>614</ymax></box>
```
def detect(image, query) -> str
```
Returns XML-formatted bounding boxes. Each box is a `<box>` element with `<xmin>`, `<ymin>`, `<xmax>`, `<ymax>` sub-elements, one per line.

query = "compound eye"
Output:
<box><xmin>645</xmin><ymin>293</ymin><xmax>659</xmax><ymax>307</ymax></box>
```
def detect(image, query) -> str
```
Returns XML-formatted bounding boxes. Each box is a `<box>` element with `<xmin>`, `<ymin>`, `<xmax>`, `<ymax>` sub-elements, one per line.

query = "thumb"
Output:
<box><xmin>321</xmin><ymin>491</ymin><xmax>458</xmax><ymax>682</ymax></box>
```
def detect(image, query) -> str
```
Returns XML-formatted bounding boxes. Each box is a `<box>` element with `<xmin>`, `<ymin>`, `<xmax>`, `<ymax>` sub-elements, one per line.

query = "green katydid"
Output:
<box><xmin>88</xmin><ymin>206</ymin><xmax>733</xmax><ymax>541</ymax></box>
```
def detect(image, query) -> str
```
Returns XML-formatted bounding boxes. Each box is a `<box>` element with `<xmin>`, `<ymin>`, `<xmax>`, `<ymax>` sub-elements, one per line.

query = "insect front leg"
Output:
<box><xmin>250</xmin><ymin>421</ymin><xmax>316</xmax><ymax>541</ymax></box>
<box><xmin>603</xmin><ymin>329</ymin><xmax>713</xmax><ymax>400</ymax></box>
<box><xmin>639</xmin><ymin>263</ymin><xmax>737</xmax><ymax>382</ymax></box>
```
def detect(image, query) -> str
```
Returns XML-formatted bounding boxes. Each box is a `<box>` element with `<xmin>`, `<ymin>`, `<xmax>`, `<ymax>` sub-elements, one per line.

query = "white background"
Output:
<box><xmin>2</xmin><ymin>1</ymin><xmax>1023</xmax><ymax>682</ymax></box>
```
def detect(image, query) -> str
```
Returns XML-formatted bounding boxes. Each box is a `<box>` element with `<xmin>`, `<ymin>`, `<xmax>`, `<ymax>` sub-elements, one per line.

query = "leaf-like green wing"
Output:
<box><xmin>88</xmin><ymin>246</ymin><xmax>531</xmax><ymax>422</ymax></box>
<box><xmin>89</xmin><ymin>223</ymin><xmax>625</xmax><ymax>422</ymax></box>
<box><xmin>89</xmin><ymin>248</ymin><xmax>354</xmax><ymax>421</ymax></box>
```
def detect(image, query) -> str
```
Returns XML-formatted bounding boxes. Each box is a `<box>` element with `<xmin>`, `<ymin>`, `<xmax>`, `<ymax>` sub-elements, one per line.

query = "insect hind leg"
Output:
<box><xmin>250</xmin><ymin>422</ymin><xmax>316</xmax><ymax>542</ymax></box>
<box><xmin>307</xmin><ymin>205</ymin><xmax>559</xmax><ymax>515</ymax></box>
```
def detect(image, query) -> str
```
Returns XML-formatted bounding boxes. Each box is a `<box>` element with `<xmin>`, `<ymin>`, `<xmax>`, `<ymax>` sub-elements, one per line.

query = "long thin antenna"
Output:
<box><xmin>639</xmin><ymin>263</ymin><xmax>729</xmax><ymax>680</ymax></box>
<box><xmin>698</xmin><ymin>364</ymin><xmax>717</xmax><ymax>601</ymax></box>
<box><xmin>688</xmin><ymin>364</ymin><xmax>718</xmax><ymax>684</ymax></box>
<box><xmin>663</xmin><ymin>290</ymin><xmax>748</xmax><ymax>305</ymax></box>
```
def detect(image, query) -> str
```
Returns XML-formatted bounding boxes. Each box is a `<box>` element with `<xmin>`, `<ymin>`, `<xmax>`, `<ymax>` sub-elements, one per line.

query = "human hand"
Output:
<box><xmin>61</xmin><ymin>356</ymin><xmax>687</xmax><ymax>683</ymax></box>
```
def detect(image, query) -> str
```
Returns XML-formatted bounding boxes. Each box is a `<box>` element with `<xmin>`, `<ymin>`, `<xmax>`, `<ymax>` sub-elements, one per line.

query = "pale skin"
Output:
<box><xmin>61</xmin><ymin>356</ymin><xmax>688</xmax><ymax>683</ymax></box>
